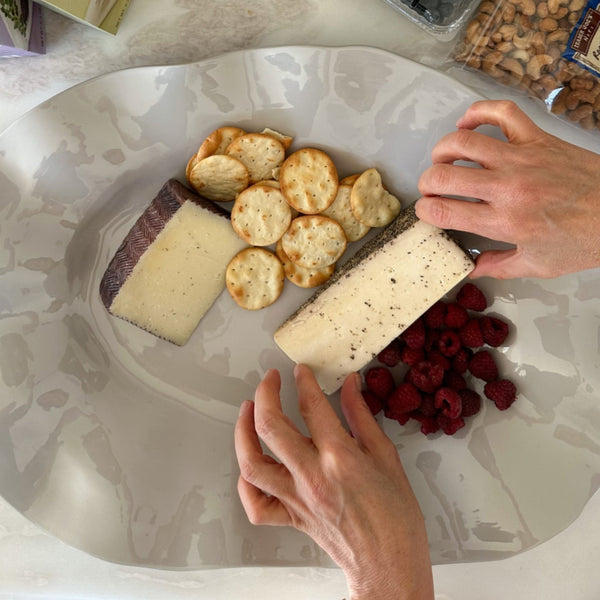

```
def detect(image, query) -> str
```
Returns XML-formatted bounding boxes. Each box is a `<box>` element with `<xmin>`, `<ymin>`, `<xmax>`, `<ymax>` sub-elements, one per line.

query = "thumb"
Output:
<box><xmin>470</xmin><ymin>248</ymin><xmax>530</xmax><ymax>279</ymax></box>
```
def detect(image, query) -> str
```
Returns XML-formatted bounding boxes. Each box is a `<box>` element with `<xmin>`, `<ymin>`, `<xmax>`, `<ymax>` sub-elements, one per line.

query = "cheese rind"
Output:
<box><xmin>273</xmin><ymin>206</ymin><xmax>474</xmax><ymax>394</ymax></box>
<box><xmin>100</xmin><ymin>179</ymin><xmax>247</xmax><ymax>345</ymax></box>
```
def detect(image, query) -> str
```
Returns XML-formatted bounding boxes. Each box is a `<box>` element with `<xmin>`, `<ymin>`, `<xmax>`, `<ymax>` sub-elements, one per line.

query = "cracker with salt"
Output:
<box><xmin>188</xmin><ymin>154</ymin><xmax>249</xmax><ymax>202</ymax></box>
<box><xmin>186</xmin><ymin>126</ymin><xmax>246</xmax><ymax>180</ymax></box>
<box><xmin>226</xmin><ymin>133</ymin><xmax>286</xmax><ymax>184</ymax></box>
<box><xmin>281</xmin><ymin>215</ymin><xmax>347</xmax><ymax>269</ymax></box>
<box><xmin>321</xmin><ymin>184</ymin><xmax>371</xmax><ymax>242</ymax></box>
<box><xmin>226</xmin><ymin>247</ymin><xmax>285</xmax><ymax>310</ymax></box>
<box><xmin>275</xmin><ymin>239</ymin><xmax>335</xmax><ymax>288</ymax></box>
<box><xmin>350</xmin><ymin>167</ymin><xmax>402</xmax><ymax>227</ymax></box>
<box><xmin>231</xmin><ymin>184</ymin><xmax>292</xmax><ymax>246</ymax></box>
<box><xmin>279</xmin><ymin>148</ymin><xmax>338</xmax><ymax>214</ymax></box>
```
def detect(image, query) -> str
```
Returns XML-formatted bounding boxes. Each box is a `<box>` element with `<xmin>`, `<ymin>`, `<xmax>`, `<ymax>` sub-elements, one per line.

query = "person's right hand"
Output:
<box><xmin>416</xmin><ymin>100</ymin><xmax>600</xmax><ymax>279</ymax></box>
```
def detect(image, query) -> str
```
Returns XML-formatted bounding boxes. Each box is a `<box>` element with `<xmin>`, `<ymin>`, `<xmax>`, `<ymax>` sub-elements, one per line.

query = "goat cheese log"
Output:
<box><xmin>100</xmin><ymin>179</ymin><xmax>247</xmax><ymax>345</ymax></box>
<box><xmin>273</xmin><ymin>205</ymin><xmax>474</xmax><ymax>394</ymax></box>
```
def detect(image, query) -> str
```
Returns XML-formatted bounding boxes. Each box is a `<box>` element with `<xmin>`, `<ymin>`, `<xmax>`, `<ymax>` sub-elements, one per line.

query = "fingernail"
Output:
<box><xmin>352</xmin><ymin>371</ymin><xmax>362</xmax><ymax>392</ymax></box>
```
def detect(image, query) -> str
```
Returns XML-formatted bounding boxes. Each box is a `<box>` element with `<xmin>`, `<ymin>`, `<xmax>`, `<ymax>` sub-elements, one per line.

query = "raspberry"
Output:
<box><xmin>385</xmin><ymin>407</ymin><xmax>411</xmax><ymax>425</ymax></box>
<box><xmin>459</xmin><ymin>318</ymin><xmax>484</xmax><ymax>348</ymax></box>
<box><xmin>428</xmin><ymin>349</ymin><xmax>451</xmax><ymax>371</ymax></box>
<box><xmin>434</xmin><ymin>387</ymin><xmax>462</xmax><ymax>419</ymax></box>
<box><xmin>437</xmin><ymin>414</ymin><xmax>466</xmax><ymax>435</ymax></box>
<box><xmin>424</xmin><ymin>328</ymin><xmax>441</xmax><ymax>352</ymax></box>
<box><xmin>438</xmin><ymin>330</ymin><xmax>462</xmax><ymax>357</ymax></box>
<box><xmin>406</xmin><ymin>361</ymin><xmax>444</xmax><ymax>394</ymax></box>
<box><xmin>388</xmin><ymin>382</ymin><xmax>422</xmax><ymax>415</ymax></box>
<box><xmin>418</xmin><ymin>394</ymin><xmax>437</xmax><ymax>417</ymax></box>
<box><xmin>481</xmin><ymin>316</ymin><xmax>510</xmax><ymax>347</ymax></box>
<box><xmin>400</xmin><ymin>346</ymin><xmax>425</xmax><ymax>366</ymax></box>
<box><xmin>458</xmin><ymin>388</ymin><xmax>482</xmax><ymax>417</ymax></box>
<box><xmin>420</xmin><ymin>416</ymin><xmax>441</xmax><ymax>435</ymax></box>
<box><xmin>400</xmin><ymin>318</ymin><xmax>426</xmax><ymax>349</ymax></box>
<box><xmin>452</xmin><ymin>347</ymin><xmax>473</xmax><ymax>374</ymax></box>
<box><xmin>365</xmin><ymin>367</ymin><xmax>395</xmax><ymax>399</ymax></box>
<box><xmin>444</xmin><ymin>370</ymin><xmax>467</xmax><ymax>390</ymax></box>
<box><xmin>377</xmin><ymin>339</ymin><xmax>403</xmax><ymax>367</ymax></box>
<box><xmin>424</xmin><ymin>301</ymin><xmax>447</xmax><ymax>329</ymax></box>
<box><xmin>362</xmin><ymin>390</ymin><xmax>383</xmax><ymax>416</ymax></box>
<box><xmin>469</xmin><ymin>350</ymin><xmax>499</xmax><ymax>382</ymax></box>
<box><xmin>484</xmin><ymin>379</ymin><xmax>517</xmax><ymax>410</ymax></box>
<box><xmin>456</xmin><ymin>282</ymin><xmax>488</xmax><ymax>312</ymax></box>
<box><xmin>444</xmin><ymin>302</ymin><xmax>469</xmax><ymax>329</ymax></box>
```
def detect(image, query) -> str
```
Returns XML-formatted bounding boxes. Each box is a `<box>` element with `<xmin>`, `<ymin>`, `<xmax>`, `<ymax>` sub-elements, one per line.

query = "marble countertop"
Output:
<box><xmin>2</xmin><ymin>1</ymin><xmax>600</xmax><ymax>598</ymax></box>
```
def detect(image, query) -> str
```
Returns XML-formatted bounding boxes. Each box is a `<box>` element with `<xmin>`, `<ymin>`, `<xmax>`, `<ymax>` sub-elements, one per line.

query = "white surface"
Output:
<box><xmin>2</xmin><ymin>1</ymin><xmax>600</xmax><ymax>598</ymax></box>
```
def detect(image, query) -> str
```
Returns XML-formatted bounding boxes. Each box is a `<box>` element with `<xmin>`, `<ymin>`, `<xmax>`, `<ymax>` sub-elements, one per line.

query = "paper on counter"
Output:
<box><xmin>35</xmin><ymin>0</ymin><xmax>130</xmax><ymax>34</ymax></box>
<box><xmin>0</xmin><ymin>0</ymin><xmax>45</xmax><ymax>57</ymax></box>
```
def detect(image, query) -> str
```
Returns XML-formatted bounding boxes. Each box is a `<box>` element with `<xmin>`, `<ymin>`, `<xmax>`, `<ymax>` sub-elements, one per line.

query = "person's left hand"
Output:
<box><xmin>234</xmin><ymin>364</ymin><xmax>434</xmax><ymax>600</ymax></box>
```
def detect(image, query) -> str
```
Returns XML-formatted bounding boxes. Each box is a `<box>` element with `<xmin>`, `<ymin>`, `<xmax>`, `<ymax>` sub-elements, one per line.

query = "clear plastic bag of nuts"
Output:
<box><xmin>452</xmin><ymin>0</ymin><xmax>600</xmax><ymax>131</ymax></box>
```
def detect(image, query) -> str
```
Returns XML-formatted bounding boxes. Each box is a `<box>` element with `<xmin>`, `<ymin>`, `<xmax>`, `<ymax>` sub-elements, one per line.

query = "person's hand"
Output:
<box><xmin>234</xmin><ymin>364</ymin><xmax>434</xmax><ymax>600</ymax></box>
<box><xmin>416</xmin><ymin>99</ymin><xmax>600</xmax><ymax>279</ymax></box>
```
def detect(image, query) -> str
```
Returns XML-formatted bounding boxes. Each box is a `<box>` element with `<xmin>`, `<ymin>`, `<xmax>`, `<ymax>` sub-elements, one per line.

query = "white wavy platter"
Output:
<box><xmin>0</xmin><ymin>45</ymin><xmax>599</xmax><ymax>569</ymax></box>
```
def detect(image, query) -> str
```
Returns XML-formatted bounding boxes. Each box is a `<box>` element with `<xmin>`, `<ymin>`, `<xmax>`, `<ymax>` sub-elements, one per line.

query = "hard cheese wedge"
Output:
<box><xmin>100</xmin><ymin>179</ymin><xmax>247</xmax><ymax>345</ymax></box>
<box><xmin>274</xmin><ymin>205</ymin><xmax>474</xmax><ymax>394</ymax></box>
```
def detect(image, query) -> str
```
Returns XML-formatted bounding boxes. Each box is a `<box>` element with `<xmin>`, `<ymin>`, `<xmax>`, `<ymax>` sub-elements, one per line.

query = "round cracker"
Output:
<box><xmin>350</xmin><ymin>167</ymin><xmax>402</xmax><ymax>227</ymax></box>
<box><xmin>281</xmin><ymin>215</ymin><xmax>347</xmax><ymax>269</ymax></box>
<box><xmin>186</xmin><ymin>126</ymin><xmax>246</xmax><ymax>181</ymax></box>
<box><xmin>261</xmin><ymin>127</ymin><xmax>293</xmax><ymax>150</ymax></box>
<box><xmin>321</xmin><ymin>184</ymin><xmax>371</xmax><ymax>243</ymax></box>
<box><xmin>225</xmin><ymin>133</ymin><xmax>286</xmax><ymax>184</ymax></box>
<box><xmin>188</xmin><ymin>154</ymin><xmax>249</xmax><ymax>202</ymax></box>
<box><xmin>196</xmin><ymin>126</ymin><xmax>246</xmax><ymax>161</ymax></box>
<box><xmin>340</xmin><ymin>173</ymin><xmax>361</xmax><ymax>186</ymax></box>
<box><xmin>231</xmin><ymin>184</ymin><xmax>292</xmax><ymax>246</ymax></box>
<box><xmin>279</xmin><ymin>148</ymin><xmax>338</xmax><ymax>214</ymax></box>
<box><xmin>254</xmin><ymin>179</ymin><xmax>280</xmax><ymax>189</ymax></box>
<box><xmin>226</xmin><ymin>247</ymin><xmax>285</xmax><ymax>310</ymax></box>
<box><xmin>275</xmin><ymin>239</ymin><xmax>335</xmax><ymax>288</ymax></box>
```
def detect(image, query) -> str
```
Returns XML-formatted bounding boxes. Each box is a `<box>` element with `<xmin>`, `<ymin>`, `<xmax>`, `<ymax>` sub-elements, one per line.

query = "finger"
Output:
<box><xmin>430</xmin><ymin>128</ymin><xmax>511</xmax><ymax>169</ymax></box>
<box><xmin>253</xmin><ymin>369</ymin><xmax>316</xmax><ymax>466</ymax></box>
<box><xmin>415</xmin><ymin>195</ymin><xmax>505</xmax><ymax>241</ymax></box>
<box><xmin>470</xmin><ymin>248</ymin><xmax>529</xmax><ymax>279</ymax></box>
<box><xmin>418</xmin><ymin>163</ymin><xmax>499</xmax><ymax>202</ymax></box>
<box><xmin>456</xmin><ymin>100</ymin><xmax>544</xmax><ymax>145</ymax></box>
<box><xmin>234</xmin><ymin>399</ymin><xmax>294</xmax><ymax>497</ymax></box>
<box><xmin>237</xmin><ymin>475</ymin><xmax>293</xmax><ymax>527</ymax></box>
<box><xmin>339</xmin><ymin>372</ymin><xmax>387</xmax><ymax>453</ymax></box>
<box><xmin>294</xmin><ymin>363</ymin><xmax>348</xmax><ymax>449</ymax></box>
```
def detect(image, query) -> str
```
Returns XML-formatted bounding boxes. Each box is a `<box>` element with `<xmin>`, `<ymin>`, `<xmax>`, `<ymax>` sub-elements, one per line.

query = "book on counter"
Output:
<box><xmin>1</xmin><ymin>0</ymin><xmax>45</xmax><ymax>57</ymax></box>
<box><xmin>35</xmin><ymin>0</ymin><xmax>131</xmax><ymax>34</ymax></box>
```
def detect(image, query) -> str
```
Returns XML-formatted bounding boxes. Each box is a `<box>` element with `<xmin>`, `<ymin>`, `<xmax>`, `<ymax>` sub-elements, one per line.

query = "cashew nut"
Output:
<box><xmin>526</xmin><ymin>54</ymin><xmax>554</xmax><ymax>79</ymax></box>
<box><xmin>509</xmin><ymin>0</ymin><xmax>536</xmax><ymax>16</ymax></box>
<box><xmin>482</xmin><ymin>51</ymin><xmax>505</xmax><ymax>77</ymax></box>
<box><xmin>539</xmin><ymin>17</ymin><xmax>558</xmax><ymax>31</ymax></box>
<box><xmin>513</xmin><ymin>31</ymin><xmax>534</xmax><ymax>49</ymax></box>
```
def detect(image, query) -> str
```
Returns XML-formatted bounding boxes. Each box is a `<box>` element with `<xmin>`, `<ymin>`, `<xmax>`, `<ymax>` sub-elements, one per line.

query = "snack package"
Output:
<box><xmin>452</xmin><ymin>0</ymin><xmax>600</xmax><ymax>131</ymax></box>
<box><xmin>0</xmin><ymin>0</ymin><xmax>45</xmax><ymax>57</ymax></box>
<box><xmin>35</xmin><ymin>0</ymin><xmax>130</xmax><ymax>34</ymax></box>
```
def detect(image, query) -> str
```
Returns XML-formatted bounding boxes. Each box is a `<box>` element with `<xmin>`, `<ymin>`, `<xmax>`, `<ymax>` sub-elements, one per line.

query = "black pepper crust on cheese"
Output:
<box><xmin>99</xmin><ymin>179</ymin><xmax>230</xmax><ymax>310</ymax></box>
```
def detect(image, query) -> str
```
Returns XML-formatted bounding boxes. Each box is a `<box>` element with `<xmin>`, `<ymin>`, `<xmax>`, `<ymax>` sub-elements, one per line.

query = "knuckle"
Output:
<box><xmin>238</xmin><ymin>457</ymin><xmax>260</xmax><ymax>484</ymax></box>
<box><xmin>494</xmin><ymin>99</ymin><xmax>520</xmax><ymax>121</ymax></box>
<box><xmin>254</xmin><ymin>408</ymin><xmax>280</xmax><ymax>440</ymax></box>
<box><xmin>298</xmin><ymin>387</ymin><xmax>324</xmax><ymax>418</ymax></box>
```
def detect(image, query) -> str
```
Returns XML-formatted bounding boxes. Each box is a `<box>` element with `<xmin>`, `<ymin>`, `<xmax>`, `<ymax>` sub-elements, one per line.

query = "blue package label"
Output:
<box><xmin>564</xmin><ymin>0</ymin><xmax>600</xmax><ymax>77</ymax></box>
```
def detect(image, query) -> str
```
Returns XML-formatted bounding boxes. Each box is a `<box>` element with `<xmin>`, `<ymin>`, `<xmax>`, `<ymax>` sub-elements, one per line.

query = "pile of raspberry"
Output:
<box><xmin>362</xmin><ymin>282</ymin><xmax>517</xmax><ymax>436</ymax></box>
